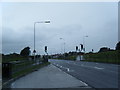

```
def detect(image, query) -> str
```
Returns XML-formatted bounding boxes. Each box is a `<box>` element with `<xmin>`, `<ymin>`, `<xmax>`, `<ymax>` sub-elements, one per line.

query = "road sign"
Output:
<box><xmin>33</xmin><ymin>50</ymin><xmax>36</xmax><ymax>53</ymax></box>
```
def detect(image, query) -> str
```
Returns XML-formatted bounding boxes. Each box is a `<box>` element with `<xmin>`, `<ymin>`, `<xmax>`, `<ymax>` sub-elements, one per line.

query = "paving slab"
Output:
<box><xmin>11</xmin><ymin>64</ymin><xmax>89</xmax><ymax>88</ymax></box>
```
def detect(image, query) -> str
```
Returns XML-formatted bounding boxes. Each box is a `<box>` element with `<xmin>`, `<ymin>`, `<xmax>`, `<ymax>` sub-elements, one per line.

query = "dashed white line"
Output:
<box><xmin>73</xmin><ymin>63</ymin><xmax>104</xmax><ymax>70</ymax></box>
<box><xmin>11</xmin><ymin>82</ymin><xmax>15</xmax><ymax>88</ymax></box>
<box><xmin>53</xmin><ymin>63</ymin><xmax>74</xmax><ymax>72</ymax></box>
<box><xmin>60</xmin><ymin>66</ymin><xmax>63</xmax><ymax>68</ymax></box>
<box><xmin>67</xmin><ymin>68</ymin><xmax>70</xmax><ymax>72</ymax></box>
<box><xmin>94</xmin><ymin>67</ymin><xmax>104</xmax><ymax>69</ymax></box>
<box><xmin>94</xmin><ymin>67</ymin><xmax>104</xmax><ymax>70</ymax></box>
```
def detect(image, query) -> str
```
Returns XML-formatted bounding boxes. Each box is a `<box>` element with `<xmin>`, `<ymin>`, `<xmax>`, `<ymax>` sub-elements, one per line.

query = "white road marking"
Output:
<box><xmin>67</xmin><ymin>68</ymin><xmax>70</xmax><ymax>72</ymax></box>
<box><xmin>11</xmin><ymin>82</ymin><xmax>15</xmax><ymax>88</ymax></box>
<box><xmin>94</xmin><ymin>67</ymin><xmax>104</xmax><ymax>70</ymax></box>
<box><xmin>80</xmin><ymin>64</ymin><xmax>93</xmax><ymax>68</ymax></box>
<box><xmin>56</xmin><ymin>64</ymin><xmax>59</xmax><ymax>66</ymax></box>
<box><xmin>60</xmin><ymin>66</ymin><xmax>62</xmax><ymax>68</ymax></box>
<box><xmin>74</xmin><ymin>63</ymin><xmax>104</xmax><ymax>70</ymax></box>
<box><xmin>54</xmin><ymin>63</ymin><xmax>74</xmax><ymax>72</ymax></box>
<box><xmin>80</xmin><ymin>81</ymin><xmax>88</xmax><ymax>86</ymax></box>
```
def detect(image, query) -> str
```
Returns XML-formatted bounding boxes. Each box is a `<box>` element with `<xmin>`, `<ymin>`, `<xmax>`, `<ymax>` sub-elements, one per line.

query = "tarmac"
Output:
<box><xmin>11</xmin><ymin>64</ymin><xmax>90</xmax><ymax>88</ymax></box>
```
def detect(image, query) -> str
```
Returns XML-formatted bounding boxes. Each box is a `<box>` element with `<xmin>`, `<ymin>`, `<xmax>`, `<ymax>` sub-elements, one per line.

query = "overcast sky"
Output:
<box><xmin>2</xmin><ymin>2</ymin><xmax>118</xmax><ymax>55</ymax></box>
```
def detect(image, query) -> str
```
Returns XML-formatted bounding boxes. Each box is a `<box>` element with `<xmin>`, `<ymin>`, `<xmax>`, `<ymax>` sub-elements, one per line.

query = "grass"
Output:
<box><xmin>83</xmin><ymin>50</ymin><xmax>120</xmax><ymax>64</ymax></box>
<box><xmin>55</xmin><ymin>55</ymin><xmax>77</xmax><ymax>61</ymax></box>
<box><xmin>2</xmin><ymin>55</ymin><xmax>28</xmax><ymax>63</ymax></box>
<box><xmin>12</xmin><ymin>62</ymin><xmax>50</xmax><ymax>78</ymax></box>
<box><xmin>64</xmin><ymin>55</ymin><xmax>76</xmax><ymax>61</ymax></box>
<box><xmin>53</xmin><ymin>50</ymin><xmax>120</xmax><ymax>64</ymax></box>
<box><xmin>12</xmin><ymin>60</ymin><xmax>34</xmax><ymax>70</ymax></box>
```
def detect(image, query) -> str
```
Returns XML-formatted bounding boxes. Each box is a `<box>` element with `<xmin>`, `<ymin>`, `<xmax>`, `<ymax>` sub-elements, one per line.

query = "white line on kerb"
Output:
<box><xmin>80</xmin><ymin>81</ymin><xmax>88</xmax><ymax>86</ymax></box>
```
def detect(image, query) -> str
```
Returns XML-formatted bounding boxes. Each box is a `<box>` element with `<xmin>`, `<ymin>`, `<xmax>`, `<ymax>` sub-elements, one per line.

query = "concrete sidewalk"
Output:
<box><xmin>11</xmin><ymin>64</ymin><xmax>89</xmax><ymax>88</ymax></box>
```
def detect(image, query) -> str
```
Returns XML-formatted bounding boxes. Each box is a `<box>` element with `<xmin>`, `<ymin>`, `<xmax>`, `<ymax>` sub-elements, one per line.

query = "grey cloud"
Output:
<box><xmin>2</xmin><ymin>24</ymin><xmax>83</xmax><ymax>54</ymax></box>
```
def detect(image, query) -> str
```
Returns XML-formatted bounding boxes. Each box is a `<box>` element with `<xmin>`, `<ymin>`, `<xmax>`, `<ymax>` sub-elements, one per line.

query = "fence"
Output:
<box><xmin>2</xmin><ymin>59</ymin><xmax>45</xmax><ymax>80</ymax></box>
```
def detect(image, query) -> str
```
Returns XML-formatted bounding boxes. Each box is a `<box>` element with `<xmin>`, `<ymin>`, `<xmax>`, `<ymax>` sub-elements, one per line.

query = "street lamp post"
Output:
<box><xmin>59</xmin><ymin>38</ymin><xmax>65</xmax><ymax>54</ymax></box>
<box><xmin>60</xmin><ymin>38</ymin><xmax>66</xmax><ymax>59</ymax></box>
<box><xmin>33</xmin><ymin>21</ymin><xmax>50</xmax><ymax>63</ymax></box>
<box><xmin>63</xmin><ymin>42</ymin><xmax>65</xmax><ymax>54</ymax></box>
<box><xmin>83</xmin><ymin>35</ymin><xmax>88</xmax><ymax>53</ymax></box>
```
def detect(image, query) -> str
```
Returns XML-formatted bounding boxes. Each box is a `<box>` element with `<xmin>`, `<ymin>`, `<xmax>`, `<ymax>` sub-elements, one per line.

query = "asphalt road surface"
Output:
<box><xmin>49</xmin><ymin>59</ymin><xmax>119</xmax><ymax>88</ymax></box>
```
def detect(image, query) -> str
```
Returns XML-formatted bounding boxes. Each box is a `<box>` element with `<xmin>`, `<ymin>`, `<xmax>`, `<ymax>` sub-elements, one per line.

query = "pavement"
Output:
<box><xmin>50</xmin><ymin>59</ymin><xmax>119</xmax><ymax>88</ymax></box>
<box><xmin>11</xmin><ymin>64</ymin><xmax>90</xmax><ymax>88</ymax></box>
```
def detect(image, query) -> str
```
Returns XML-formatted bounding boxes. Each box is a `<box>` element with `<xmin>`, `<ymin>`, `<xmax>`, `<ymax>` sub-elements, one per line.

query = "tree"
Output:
<box><xmin>98</xmin><ymin>47</ymin><xmax>110</xmax><ymax>52</ymax></box>
<box><xmin>65</xmin><ymin>53</ymin><xmax>68</xmax><ymax>57</ymax></box>
<box><xmin>116</xmin><ymin>42</ymin><xmax>120</xmax><ymax>50</ymax></box>
<box><xmin>20</xmin><ymin>47</ymin><xmax>31</xmax><ymax>56</ymax></box>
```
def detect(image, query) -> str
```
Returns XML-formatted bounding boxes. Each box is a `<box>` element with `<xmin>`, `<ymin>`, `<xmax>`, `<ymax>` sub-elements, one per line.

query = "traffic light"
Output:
<box><xmin>92</xmin><ymin>49</ymin><xmax>94</xmax><ymax>52</ymax></box>
<box><xmin>80</xmin><ymin>44</ymin><xmax>84</xmax><ymax>51</ymax></box>
<box><xmin>45</xmin><ymin>46</ymin><xmax>47</xmax><ymax>53</ymax></box>
<box><xmin>76</xmin><ymin>46</ymin><xmax>78</xmax><ymax>51</ymax></box>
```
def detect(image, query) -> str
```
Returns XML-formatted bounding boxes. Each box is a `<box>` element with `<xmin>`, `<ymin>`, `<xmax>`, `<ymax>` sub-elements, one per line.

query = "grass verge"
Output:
<box><xmin>83</xmin><ymin>50</ymin><xmax>120</xmax><ymax>64</ymax></box>
<box><xmin>12</xmin><ymin>62</ymin><xmax>50</xmax><ymax>78</ymax></box>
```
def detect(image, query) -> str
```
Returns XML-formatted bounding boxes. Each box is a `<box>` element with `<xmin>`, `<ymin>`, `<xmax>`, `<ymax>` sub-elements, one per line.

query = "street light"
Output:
<box><xmin>83</xmin><ymin>35</ymin><xmax>88</xmax><ymax>53</ymax></box>
<box><xmin>33</xmin><ymin>20</ymin><xmax>50</xmax><ymax>63</ymax></box>
<box><xmin>59</xmin><ymin>38</ymin><xmax>65</xmax><ymax>54</ymax></box>
<box><xmin>60</xmin><ymin>38</ymin><xmax>66</xmax><ymax>59</ymax></box>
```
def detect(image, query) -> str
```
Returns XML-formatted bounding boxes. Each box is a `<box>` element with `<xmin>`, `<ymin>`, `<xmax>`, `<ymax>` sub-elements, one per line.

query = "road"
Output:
<box><xmin>49</xmin><ymin>59</ymin><xmax>119</xmax><ymax>88</ymax></box>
